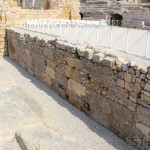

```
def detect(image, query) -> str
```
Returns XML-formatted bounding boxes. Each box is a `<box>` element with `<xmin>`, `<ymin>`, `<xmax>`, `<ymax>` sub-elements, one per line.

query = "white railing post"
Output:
<box><xmin>145</xmin><ymin>30</ymin><xmax>150</xmax><ymax>57</ymax></box>
<box><xmin>126</xmin><ymin>28</ymin><xmax>129</xmax><ymax>53</ymax></box>
<box><xmin>59</xmin><ymin>23</ymin><xmax>61</xmax><ymax>37</ymax></box>
<box><xmin>96</xmin><ymin>25</ymin><xmax>99</xmax><ymax>45</ymax></box>
<box><xmin>75</xmin><ymin>22</ymin><xmax>77</xmax><ymax>41</ymax></box>
<box><xmin>109</xmin><ymin>26</ymin><xmax>113</xmax><ymax>48</ymax></box>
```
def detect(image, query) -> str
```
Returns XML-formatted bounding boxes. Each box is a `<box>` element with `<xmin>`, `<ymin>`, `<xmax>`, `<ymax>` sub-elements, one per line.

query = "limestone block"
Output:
<box><xmin>116</xmin><ymin>79</ymin><xmax>125</xmax><ymax>88</ymax></box>
<box><xmin>44</xmin><ymin>47</ymin><xmax>53</xmax><ymax>59</ymax></box>
<box><xmin>46</xmin><ymin>67</ymin><xmax>55</xmax><ymax>79</ymax></box>
<box><xmin>76</xmin><ymin>45</ymin><xmax>86</xmax><ymax>57</ymax></box>
<box><xmin>66</xmin><ymin>57</ymin><xmax>75</xmax><ymax>68</ymax></box>
<box><xmin>128</xmin><ymin>68</ymin><xmax>135</xmax><ymax>75</ymax></box>
<box><xmin>68</xmin><ymin>79</ymin><xmax>86</xmax><ymax>96</ymax></box>
<box><xmin>136</xmin><ymin>123</ymin><xmax>150</xmax><ymax>137</ymax></box>
<box><xmin>139</xmin><ymin>74</ymin><xmax>146</xmax><ymax>80</ymax></box>
<box><xmin>129</xmin><ymin>95</ymin><xmax>137</xmax><ymax>103</ymax></box>
<box><xmin>65</xmin><ymin>66</ymin><xmax>72</xmax><ymax>78</ymax></box>
<box><xmin>141</xmin><ymin>90</ymin><xmax>150</xmax><ymax>97</ymax></box>
<box><xmin>93</xmin><ymin>53</ymin><xmax>105</xmax><ymax>63</ymax></box>
<box><xmin>125</xmin><ymin>82</ymin><xmax>134</xmax><ymax>92</ymax></box>
<box><xmin>131</xmin><ymin>75</ymin><xmax>136</xmax><ymax>83</ymax></box>
<box><xmin>130</xmin><ymin>92</ymin><xmax>139</xmax><ymax>98</ymax></box>
<box><xmin>141</xmin><ymin>94</ymin><xmax>150</xmax><ymax>104</ymax></box>
<box><xmin>102</xmin><ymin>56</ymin><xmax>115</xmax><ymax>68</ymax></box>
<box><xmin>136</xmin><ymin>70</ymin><xmax>140</xmax><ymax>77</ymax></box>
<box><xmin>134</xmin><ymin>82</ymin><xmax>141</xmax><ymax>93</ymax></box>
<box><xmin>84</xmin><ymin>49</ymin><xmax>94</xmax><ymax>60</ymax></box>
<box><xmin>144</xmin><ymin>83</ymin><xmax>150</xmax><ymax>92</ymax></box>
<box><xmin>136</xmin><ymin>78</ymin><xmax>141</xmax><ymax>83</ymax></box>
<box><xmin>141</xmin><ymin>81</ymin><xmax>145</xmax><ymax>88</ymax></box>
<box><xmin>117</xmin><ymin>72</ymin><xmax>124</xmax><ymax>80</ymax></box>
<box><xmin>124</xmin><ymin>73</ymin><xmax>132</xmax><ymax>82</ymax></box>
<box><xmin>140</xmin><ymin>67</ymin><xmax>147</xmax><ymax>74</ymax></box>
<box><xmin>136</xmin><ymin>106</ymin><xmax>150</xmax><ymax>128</ymax></box>
<box><xmin>66</xmin><ymin>57</ymin><xmax>82</xmax><ymax>70</ymax></box>
<box><xmin>147</xmin><ymin>74</ymin><xmax>150</xmax><ymax>80</ymax></box>
<box><xmin>77</xmin><ymin>48</ymin><xmax>85</xmax><ymax>57</ymax></box>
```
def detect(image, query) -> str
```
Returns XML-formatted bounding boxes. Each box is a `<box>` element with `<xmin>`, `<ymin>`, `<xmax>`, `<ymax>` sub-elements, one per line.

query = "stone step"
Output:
<box><xmin>15</xmin><ymin>128</ymin><xmax>76</xmax><ymax>150</ymax></box>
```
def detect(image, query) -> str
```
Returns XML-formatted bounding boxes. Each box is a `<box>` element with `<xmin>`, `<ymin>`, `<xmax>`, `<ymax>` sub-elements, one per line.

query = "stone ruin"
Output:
<box><xmin>80</xmin><ymin>0</ymin><xmax>150</xmax><ymax>29</ymax></box>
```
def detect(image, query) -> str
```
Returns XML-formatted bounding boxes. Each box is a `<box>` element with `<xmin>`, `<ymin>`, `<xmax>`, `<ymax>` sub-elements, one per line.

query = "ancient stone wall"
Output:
<box><xmin>6</xmin><ymin>28</ymin><xmax>150</xmax><ymax>149</ymax></box>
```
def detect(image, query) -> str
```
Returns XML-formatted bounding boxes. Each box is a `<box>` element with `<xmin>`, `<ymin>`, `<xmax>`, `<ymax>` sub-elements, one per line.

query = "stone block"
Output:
<box><xmin>124</xmin><ymin>73</ymin><xmax>132</xmax><ymax>82</ymax></box>
<box><xmin>102</xmin><ymin>56</ymin><xmax>115</xmax><ymax>68</ymax></box>
<box><xmin>141</xmin><ymin>94</ymin><xmax>150</xmax><ymax>105</ymax></box>
<box><xmin>68</xmin><ymin>79</ymin><xmax>86</xmax><ymax>96</ymax></box>
<box><xmin>136</xmin><ymin>106</ymin><xmax>150</xmax><ymax>128</ymax></box>
<box><xmin>116</xmin><ymin>79</ymin><xmax>125</xmax><ymax>88</ymax></box>
<box><xmin>84</xmin><ymin>49</ymin><xmax>94</xmax><ymax>60</ymax></box>
<box><xmin>134</xmin><ymin>82</ymin><xmax>141</xmax><ymax>93</ymax></box>
<box><xmin>128</xmin><ymin>68</ymin><xmax>135</xmax><ymax>75</ymax></box>
<box><xmin>131</xmin><ymin>75</ymin><xmax>136</xmax><ymax>83</ymax></box>
<box><xmin>46</xmin><ymin>67</ymin><xmax>55</xmax><ymax>79</ymax></box>
<box><xmin>139</xmin><ymin>74</ymin><xmax>146</xmax><ymax>80</ymax></box>
<box><xmin>125</xmin><ymin>82</ymin><xmax>134</xmax><ymax>92</ymax></box>
<box><xmin>136</xmin><ymin>78</ymin><xmax>141</xmax><ymax>83</ymax></box>
<box><xmin>66</xmin><ymin>57</ymin><xmax>82</xmax><ymax>70</ymax></box>
<box><xmin>136</xmin><ymin>123</ymin><xmax>150</xmax><ymax>137</ymax></box>
<box><xmin>93</xmin><ymin>53</ymin><xmax>105</xmax><ymax>63</ymax></box>
<box><xmin>144</xmin><ymin>83</ymin><xmax>150</xmax><ymax>92</ymax></box>
<box><xmin>66</xmin><ymin>57</ymin><xmax>75</xmax><ymax>68</ymax></box>
<box><xmin>64</xmin><ymin>65</ymin><xmax>71</xmax><ymax>78</ymax></box>
<box><xmin>77</xmin><ymin>48</ymin><xmax>85</xmax><ymax>57</ymax></box>
<box><xmin>129</xmin><ymin>95</ymin><xmax>137</xmax><ymax>103</ymax></box>
<box><xmin>136</xmin><ymin>70</ymin><xmax>140</xmax><ymax>77</ymax></box>
<box><xmin>117</xmin><ymin>72</ymin><xmax>124</xmax><ymax>80</ymax></box>
<box><xmin>44</xmin><ymin>47</ymin><xmax>53</xmax><ymax>59</ymax></box>
<box><xmin>141</xmin><ymin>90</ymin><xmax>150</xmax><ymax>97</ymax></box>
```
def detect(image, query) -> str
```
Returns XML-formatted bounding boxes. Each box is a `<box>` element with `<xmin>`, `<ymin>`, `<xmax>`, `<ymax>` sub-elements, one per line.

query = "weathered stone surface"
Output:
<box><xmin>136</xmin><ymin>123</ymin><xmax>150</xmax><ymax>137</ymax></box>
<box><xmin>124</xmin><ymin>73</ymin><xmax>132</xmax><ymax>82</ymax></box>
<box><xmin>77</xmin><ymin>48</ymin><xmax>85</xmax><ymax>57</ymax></box>
<box><xmin>93</xmin><ymin>53</ymin><xmax>105</xmax><ymax>63</ymax></box>
<box><xmin>116</xmin><ymin>79</ymin><xmax>125</xmax><ymax>88</ymax></box>
<box><xmin>139</xmin><ymin>74</ymin><xmax>146</xmax><ymax>80</ymax></box>
<box><xmin>141</xmin><ymin>94</ymin><xmax>150</xmax><ymax>104</ymax></box>
<box><xmin>44</xmin><ymin>47</ymin><xmax>53</xmax><ymax>59</ymax></box>
<box><xmin>15</xmin><ymin>128</ymin><xmax>76</xmax><ymax>150</ymax></box>
<box><xmin>84</xmin><ymin>49</ymin><xmax>94</xmax><ymax>60</ymax></box>
<box><xmin>144</xmin><ymin>83</ymin><xmax>150</xmax><ymax>92</ymax></box>
<box><xmin>46</xmin><ymin>67</ymin><xmax>55</xmax><ymax>79</ymax></box>
<box><xmin>136</xmin><ymin>106</ymin><xmax>150</xmax><ymax>128</ymax></box>
<box><xmin>134</xmin><ymin>82</ymin><xmax>141</xmax><ymax>93</ymax></box>
<box><xmin>125</xmin><ymin>82</ymin><xmax>134</xmax><ymax>91</ymax></box>
<box><xmin>102</xmin><ymin>56</ymin><xmax>115</xmax><ymax>68</ymax></box>
<box><xmin>68</xmin><ymin>79</ymin><xmax>86</xmax><ymax>96</ymax></box>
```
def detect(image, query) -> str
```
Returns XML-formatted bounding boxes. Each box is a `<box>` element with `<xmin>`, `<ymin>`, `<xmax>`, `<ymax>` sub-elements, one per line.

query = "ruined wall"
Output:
<box><xmin>6</xmin><ymin>28</ymin><xmax>150</xmax><ymax>149</ymax></box>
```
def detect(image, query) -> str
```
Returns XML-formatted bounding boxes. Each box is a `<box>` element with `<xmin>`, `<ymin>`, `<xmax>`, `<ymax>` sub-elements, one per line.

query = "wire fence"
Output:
<box><xmin>16</xmin><ymin>19</ymin><xmax>150</xmax><ymax>59</ymax></box>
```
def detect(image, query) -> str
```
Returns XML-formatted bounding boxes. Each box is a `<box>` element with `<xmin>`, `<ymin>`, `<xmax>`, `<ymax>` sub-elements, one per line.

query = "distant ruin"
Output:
<box><xmin>80</xmin><ymin>0</ymin><xmax>150</xmax><ymax>29</ymax></box>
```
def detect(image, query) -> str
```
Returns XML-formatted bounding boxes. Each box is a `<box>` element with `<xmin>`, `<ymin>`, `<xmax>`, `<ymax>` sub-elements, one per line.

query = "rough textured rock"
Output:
<box><xmin>7</xmin><ymin>28</ymin><xmax>150</xmax><ymax>150</ymax></box>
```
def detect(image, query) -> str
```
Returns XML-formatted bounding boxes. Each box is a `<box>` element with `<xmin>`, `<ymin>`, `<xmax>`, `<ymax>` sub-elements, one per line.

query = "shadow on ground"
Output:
<box><xmin>3</xmin><ymin>56</ymin><xmax>135</xmax><ymax>150</ymax></box>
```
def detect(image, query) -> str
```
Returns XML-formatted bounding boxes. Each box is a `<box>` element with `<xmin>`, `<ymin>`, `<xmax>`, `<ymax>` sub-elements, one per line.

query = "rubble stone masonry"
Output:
<box><xmin>6</xmin><ymin>28</ymin><xmax>150</xmax><ymax>149</ymax></box>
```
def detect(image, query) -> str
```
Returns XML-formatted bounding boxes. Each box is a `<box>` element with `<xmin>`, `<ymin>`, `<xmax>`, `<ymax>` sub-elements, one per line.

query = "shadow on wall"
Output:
<box><xmin>3</xmin><ymin>56</ymin><xmax>134</xmax><ymax>150</ymax></box>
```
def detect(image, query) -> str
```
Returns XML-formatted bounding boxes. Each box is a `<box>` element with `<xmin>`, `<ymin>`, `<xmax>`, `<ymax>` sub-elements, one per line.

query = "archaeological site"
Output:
<box><xmin>1</xmin><ymin>0</ymin><xmax>150</xmax><ymax>149</ymax></box>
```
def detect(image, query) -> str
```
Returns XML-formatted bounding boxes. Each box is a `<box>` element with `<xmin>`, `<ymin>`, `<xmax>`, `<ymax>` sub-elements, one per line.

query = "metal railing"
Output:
<box><xmin>15</xmin><ymin>19</ymin><xmax>150</xmax><ymax>59</ymax></box>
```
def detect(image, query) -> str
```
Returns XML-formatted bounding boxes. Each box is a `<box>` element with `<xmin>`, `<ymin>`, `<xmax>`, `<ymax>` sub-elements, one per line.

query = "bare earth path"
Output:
<box><xmin>0</xmin><ymin>56</ymin><xmax>135</xmax><ymax>150</ymax></box>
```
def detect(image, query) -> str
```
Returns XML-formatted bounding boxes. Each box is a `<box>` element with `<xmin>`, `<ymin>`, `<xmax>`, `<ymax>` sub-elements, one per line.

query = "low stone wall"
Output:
<box><xmin>6</xmin><ymin>28</ymin><xmax>150</xmax><ymax>149</ymax></box>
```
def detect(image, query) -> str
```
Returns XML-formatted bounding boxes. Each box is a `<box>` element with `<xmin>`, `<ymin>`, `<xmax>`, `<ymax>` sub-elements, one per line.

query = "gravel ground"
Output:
<box><xmin>0</xmin><ymin>56</ymin><xmax>136</xmax><ymax>150</ymax></box>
